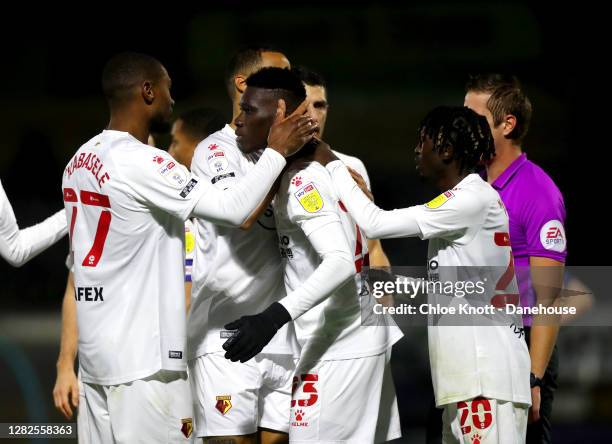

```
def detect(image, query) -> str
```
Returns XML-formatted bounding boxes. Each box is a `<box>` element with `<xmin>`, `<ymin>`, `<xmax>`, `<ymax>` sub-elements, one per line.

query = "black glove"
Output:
<box><xmin>222</xmin><ymin>302</ymin><xmax>291</xmax><ymax>363</ymax></box>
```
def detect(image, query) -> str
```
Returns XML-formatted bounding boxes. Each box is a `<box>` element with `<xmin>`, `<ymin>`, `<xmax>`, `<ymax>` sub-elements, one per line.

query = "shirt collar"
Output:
<box><xmin>491</xmin><ymin>153</ymin><xmax>528</xmax><ymax>190</ymax></box>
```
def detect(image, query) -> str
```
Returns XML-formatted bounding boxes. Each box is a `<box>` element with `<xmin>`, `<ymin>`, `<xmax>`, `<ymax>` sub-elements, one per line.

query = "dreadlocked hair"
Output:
<box><xmin>418</xmin><ymin>106</ymin><xmax>495</xmax><ymax>173</ymax></box>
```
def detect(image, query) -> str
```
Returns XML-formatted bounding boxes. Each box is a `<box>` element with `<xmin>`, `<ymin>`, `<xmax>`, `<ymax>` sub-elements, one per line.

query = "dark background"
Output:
<box><xmin>0</xmin><ymin>2</ymin><xmax>609</xmax><ymax>443</ymax></box>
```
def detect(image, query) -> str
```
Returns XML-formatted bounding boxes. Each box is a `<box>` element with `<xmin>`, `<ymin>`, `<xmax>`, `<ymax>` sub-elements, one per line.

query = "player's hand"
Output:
<box><xmin>222</xmin><ymin>302</ymin><xmax>291</xmax><ymax>363</ymax></box>
<box><xmin>347</xmin><ymin>167</ymin><xmax>374</xmax><ymax>201</ymax></box>
<box><xmin>53</xmin><ymin>365</ymin><xmax>79</xmax><ymax>420</ymax></box>
<box><xmin>268</xmin><ymin>99</ymin><xmax>319</xmax><ymax>157</ymax></box>
<box><xmin>311</xmin><ymin>138</ymin><xmax>338</xmax><ymax>166</ymax></box>
<box><xmin>528</xmin><ymin>386</ymin><xmax>541</xmax><ymax>423</ymax></box>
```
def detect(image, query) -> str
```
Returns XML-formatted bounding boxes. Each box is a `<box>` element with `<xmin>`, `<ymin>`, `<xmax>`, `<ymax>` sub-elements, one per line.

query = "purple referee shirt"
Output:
<box><xmin>487</xmin><ymin>153</ymin><xmax>567</xmax><ymax>326</ymax></box>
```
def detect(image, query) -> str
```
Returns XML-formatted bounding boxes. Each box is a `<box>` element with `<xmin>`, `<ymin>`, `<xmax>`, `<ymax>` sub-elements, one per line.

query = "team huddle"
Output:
<box><xmin>0</xmin><ymin>46</ymin><xmax>567</xmax><ymax>444</ymax></box>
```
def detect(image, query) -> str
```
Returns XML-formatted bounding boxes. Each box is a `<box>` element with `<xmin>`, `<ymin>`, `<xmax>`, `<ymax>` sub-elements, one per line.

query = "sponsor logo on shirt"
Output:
<box><xmin>540</xmin><ymin>219</ymin><xmax>566</xmax><ymax>252</ymax></box>
<box><xmin>75</xmin><ymin>287</ymin><xmax>104</xmax><ymax>302</ymax></box>
<box><xmin>291</xmin><ymin>176</ymin><xmax>303</xmax><ymax>187</ymax></box>
<box><xmin>169</xmin><ymin>350</ymin><xmax>183</xmax><ymax>359</ymax></box>
<box><xmin>207</xmin><ymin>150</ymin><xmax>229</xmax><ymax>173</ymax></box>
<box><xmin>292</xmin><ymin>409</ymin><xmax>308</xmax><ymax>427</ymax></box>
<box><xmin>152</xmin><ymin>155</ymin><xmax>165</xmax><ymax>164</ymax></box>
<box><xmin>180</xmin><ymin>178</ymin><xmax>198</xmax><ymax>198</ymax></box>
<box><xmin>215</xmin><ymin>395</ymin><xmax>232</xmax><ymax>415</ymax></box>
<box><xmin>208</xmin><ymin>143</ymin><xmax>219</xmax><ymax>151</ymax></box>
<box><xmin>425</xmin><ymin>190</ymin><xmax>454</xmax><ymax>209</ymax></box>
<box><xmin>294</xmin><ymin>182</ymin><xmax>324</xmax><ymax>213</ymax></box>
<box><xmin>158</xmin><ymin>160</ymin><xmax>176</xmax><ymax>176</ymax></box>
<box><xmin>211</xmin><ymin>172</ymin><xmax>236</xmax><ymax>184</ymax></box>
<box><xmin>180</xmin><ymin>418</ymin><xmax>193</xmax><ymax>439</ymax></box>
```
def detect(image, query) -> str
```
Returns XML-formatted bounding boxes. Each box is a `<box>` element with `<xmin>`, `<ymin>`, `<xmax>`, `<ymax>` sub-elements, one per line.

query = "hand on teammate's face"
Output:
<box><xmin>267</xmin><ymin>99</ymin><xmax>319</xmax><ymax>157</ymax></box>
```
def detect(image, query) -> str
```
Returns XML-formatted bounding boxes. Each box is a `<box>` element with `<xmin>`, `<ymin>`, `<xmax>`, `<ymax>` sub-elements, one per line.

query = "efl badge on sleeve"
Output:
<box><xmin>425</xmin><ymin>190</ymin><xmax>454</xmax><ymax>209</ymax></box>
<box><xmin>215</xmin><ymin>395</ymin><xmax>232</xmax><ymax>415</ymax></box>
<box><xmin>180</xmin><ymin>418</ymin><xmax>193</xmax><ymax>438</ymax></box>
<box><xmin>294</xmin><ymin>182</ymin><xmax>324</xmax><ymax>213</ymax></box>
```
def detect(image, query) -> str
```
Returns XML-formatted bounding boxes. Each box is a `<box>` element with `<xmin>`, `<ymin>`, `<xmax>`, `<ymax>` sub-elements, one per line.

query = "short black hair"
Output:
<box><xmin>177</xmin><ymin>108</ymin><xmax>226</xmax><ymax>142</ymax></box>
<box><xmin>292</xmin><ymin>66</ymin><xmax>326</xmax><ymax>88</ymax></box>
<box><xmin>245</xmin><ymin>67</ymin><xmax>306</xmax><ymax>113</ymax></box>
<box><xmin>225</xmin><ymin>45</ymin><xmax>286</xmax><ymax>99</ymax></box>
<box><xmin>465</xmin><ymin>74</ymin><xmax>532</xmax><ymax>144</ymax></box>
<box><xmin>419</xmin><ymin>106</ymin><xmax>495</xmax><ymax>174</ymax></box>
<box><xmin>101</xmin><ymin>52</ymin><xmax>165</xmax><ymax>104</ymax></box>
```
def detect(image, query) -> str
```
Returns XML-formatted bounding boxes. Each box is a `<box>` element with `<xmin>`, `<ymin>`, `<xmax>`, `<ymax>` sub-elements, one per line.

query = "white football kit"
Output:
<box><xmin>188</xmin><ymin>125</ymin><xmax>299</xmax><ymax>437</ymax></box>
<box><xmin>62</xmin><ymin>129</ymin><xmax>286</xmax><ymax>443</ymax></box>
<box><xmin>0</xmin><ymin>179</ymin><xmax>67</xmax><ymax>266</ymax></box>
<box><xmin>274</xmin><ymin>160</ymin><xmax>403</xmax><ymax>443</ymax></box>
<box><xmin>327</xmin><ymin>162</ymin><xmax>531</xmax><ymax>444</ymax></box>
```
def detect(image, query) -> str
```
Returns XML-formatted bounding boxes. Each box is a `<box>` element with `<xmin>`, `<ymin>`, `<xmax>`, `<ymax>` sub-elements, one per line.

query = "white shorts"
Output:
<box><xmin>442</xmin><ymin>397</ymin><xmax>528</xmax><ymax>444</ymax></box>
<box><xmin>188</xmin><ymin>352</ymin><xmax>295</xmax><ymax>437</ymax></box>
<box><xmin>81</xmin><ymin>370</ymin><xmax>194</xmax><ymax>444</ymax></box>
<box><xmin>77</xmin><ymin>374</ymin><xmax>90</xmax><ymax>443</ymax></box>
<box><xmin>289</xmin><ymin>349</ymin><xmax>401</xmax><ymax>443</ymax></box>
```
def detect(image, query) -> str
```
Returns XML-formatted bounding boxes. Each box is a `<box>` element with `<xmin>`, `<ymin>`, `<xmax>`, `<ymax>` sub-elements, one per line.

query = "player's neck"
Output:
<box><xmin>436</xmin><ymin>170</ymin><xmax>469</xmax><ymax>191</ymax></box>
<box><xmin>486</xmin><ymin>143</ymin><xmax>522</xmax><ymax>184</ymax></box>
<box><xmin>107</xmin><ymin>112</ymin><xmax>150</xmax><ymax>144</ymax></box>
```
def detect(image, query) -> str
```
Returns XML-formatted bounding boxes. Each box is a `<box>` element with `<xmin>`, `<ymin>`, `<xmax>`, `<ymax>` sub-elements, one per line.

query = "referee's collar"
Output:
<box><xmin>489</xmin><ymin>153</ymin><xmax>528</xmax><ymax>190</ymax></box>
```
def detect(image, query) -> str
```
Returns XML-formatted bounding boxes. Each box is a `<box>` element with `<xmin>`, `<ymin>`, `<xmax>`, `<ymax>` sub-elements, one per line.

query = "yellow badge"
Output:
<box><xmin>294</xmin><ymin>182</ymin><xmax>324</xmax><ymax>213</ymax></box>
<box><xmin>185</xmin><ymin>230</ymin><xmax>195</xmax><ymax>255</ymax></box>
<box><xmin>180</xmin><ymin>418</ymin><xmax>193</xmax><ymax>438</ymax></box>
<box><xmin>215</xmin><ymin>395</ymin><xmax>232</xmax><ymax>415</ymax></box>
<box><xmin>425</xmin><ymin>191</ymin><xmax>454</xmax><ymax>209</ymax></box>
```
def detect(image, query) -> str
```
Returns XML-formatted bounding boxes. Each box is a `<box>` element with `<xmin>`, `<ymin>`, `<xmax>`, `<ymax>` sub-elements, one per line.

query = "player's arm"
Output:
<box><xmin>0</xmin><ymin>182</ymin><xmax>67</xmax><ymax>267</ymax></box>
<box><xmin>345</xmin><ymin>165</ymin><xmax>392</xmax><ymax>268</ymax></box>
<box><xmin>222</xmin><ymin>219</ymin><xmax>354</xmax><ymax>363</ymax></box>
<box><xmin>239</xmin><ymin>178</ymin><xmax>280</xmax><ymax>230</ymax></box>
<box><xmin>53</xmin><ymin>271</ymin><xmax>79</xmax><ymax>420</ymax></box>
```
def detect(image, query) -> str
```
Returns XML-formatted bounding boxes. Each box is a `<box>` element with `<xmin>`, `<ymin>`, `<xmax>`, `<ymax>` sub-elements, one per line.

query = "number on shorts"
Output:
<box><xmin>291</xmin><ymin>373</ymin><xmax>319</xmax><ymax>407</ymax></box>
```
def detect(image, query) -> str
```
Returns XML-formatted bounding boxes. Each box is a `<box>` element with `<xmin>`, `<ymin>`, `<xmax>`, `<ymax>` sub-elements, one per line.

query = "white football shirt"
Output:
<box><xmin>188</xmin><ymin>124</ymin><xmax>299</xmax><ymax>358</ymax></box>
<box><xmin>327</xmin><ymin>162</ymin><xmax>532</xmax><ymax>406</ymax></box>
<box><xmin>1</xmin><ymin>179</ymin><xmax>67</xmax><ymax>266</ymax></box>
<box><xmin>63</xmin><ymin>130</ymin><xmax>207</xmax><ymax>385</ymax></box>
<box><xmin>275</xmin><ymin>161</ymin><xmax>403</xmax><ymax>362</ymax></box>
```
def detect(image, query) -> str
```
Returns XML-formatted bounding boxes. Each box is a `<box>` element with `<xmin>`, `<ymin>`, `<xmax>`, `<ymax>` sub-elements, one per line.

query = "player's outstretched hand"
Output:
<box><xmin>53</xmin><ymin>365</ymin><xmax>79</xmax><ymax>420</ymax></box>
<box><xmin>268</xmin><ymin>99</ymin><xmax>319</xmax><ymax>157</ymax></box>
<box><xmin>222</xmin><ymin>302</ymin><xmax>291</xmax><ymax>363</ymax></box>
<box><xmin>311</xmin><ymin>138</ymin><xmax>339</xmax><ymax>166</ymax></box>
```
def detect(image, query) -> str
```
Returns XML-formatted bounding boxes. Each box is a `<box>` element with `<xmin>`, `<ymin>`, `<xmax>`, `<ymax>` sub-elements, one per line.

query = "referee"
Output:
<box><xmin>465</xmin><ymin>74</ymin><xmax>566</xmax><ymax>443</ymax></box>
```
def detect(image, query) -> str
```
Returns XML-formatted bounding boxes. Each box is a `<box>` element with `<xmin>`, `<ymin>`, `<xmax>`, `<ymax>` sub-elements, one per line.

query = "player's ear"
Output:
<box><xmin>440</xmin><ymin>143</ymin><xmax>454</xmax><ymax>161</ymax></box>
<box><xmin>142</xmin><ymin>80</ymin><xmax>155</xmax><ymax>105</ymax></box>
<box><xmin>502</xmin><ymin>114</ymin><xmax>517</xmax><ymax>138</ymax></box>
<box><xmin>234</xmin><ymin>75</ymin><xmax>247</xmax><ymax>96</ymax></box>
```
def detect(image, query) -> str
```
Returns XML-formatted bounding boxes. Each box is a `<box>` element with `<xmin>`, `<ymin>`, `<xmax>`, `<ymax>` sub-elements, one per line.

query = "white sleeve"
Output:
<box><xmin>0</xmin><ymin>181</ymin><xmax>67</xmax><ymax>267</ymax></box>
<box><xmin>326</xmin><ymin>160</ymin><xmax>422</xmax><ymax>239</ymax></box>
<box><xmin>191</xmin><ymin>137</ymin><xmax>242</xmax><ymax>188</ymax></box>
<box><xmin>117</xmin><ymin>145</ymin><xmax>286</xmax><ymax>226</ymax></box>
<box><xmin>278</xmin><ymin>168</ymin><xmax>355</xmax><ymax>319</ymax></box>
<box><xmin>190</xmin><ymin>148</ymin><xmax>286</xmax><ymax>226</ymax></box>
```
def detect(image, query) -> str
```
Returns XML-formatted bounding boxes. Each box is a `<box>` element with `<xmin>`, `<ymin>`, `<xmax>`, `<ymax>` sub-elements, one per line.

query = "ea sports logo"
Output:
<box><xmin>540</xmin><ymin>220</ymin><xmax>566</xmax><ymax>252</ymax></box>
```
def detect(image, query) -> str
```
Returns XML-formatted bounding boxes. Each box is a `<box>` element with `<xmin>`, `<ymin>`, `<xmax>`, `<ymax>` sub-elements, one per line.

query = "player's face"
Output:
<box><xmin>305</xmin><ymin>84</ymin><xmax>328</xmax><ymax>138</ymax></box>
<box><xmin>150</xmin><ymin>67</ymin><xmax>175</xmax><ymax>133</ymax></box>
<box><xmin>168</xmin><ymin>119</ymin><xmax>197</xmax><ymax>170</ymax></box>
<box><xmin>414</xmin><ymin>133</ymin><xmax>446</xmax><ymax>181</ymax></box>
<box><xmin>235</xmin><ymin>87</ymin><xmax>278</xmax><ymax>153</ymax></box>
<box><xmin>464</xmin><ymin>92</ymin><xmax>504</xmax><ymax>151</ymax></box>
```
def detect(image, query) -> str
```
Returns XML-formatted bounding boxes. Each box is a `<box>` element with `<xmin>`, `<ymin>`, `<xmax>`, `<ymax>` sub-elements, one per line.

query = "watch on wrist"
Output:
<box><xmin>530</xmin><ymin>372</ymin><xmax>544</xmax><ymax>388</ymax></box>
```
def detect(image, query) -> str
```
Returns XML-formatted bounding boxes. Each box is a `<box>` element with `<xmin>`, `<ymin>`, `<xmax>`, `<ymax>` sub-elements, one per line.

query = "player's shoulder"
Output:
<box><xmin>429</xmin><ymin>174</ymin><xmax>491</xmax><ymax>213</ymax></box>
<box><xmin>283</xmin><ymin>160</ymin><xmax>332</xmax><ymax>192</ymax></box>
<box><xmin>195</xmin><ymin>125</ymin><xmax>237</xmax><ymax>156</ymax></box>
<box><xmin>333</xmin><ymin>150</ymin><xmax>367</xmax><ymax>173</ymax></box>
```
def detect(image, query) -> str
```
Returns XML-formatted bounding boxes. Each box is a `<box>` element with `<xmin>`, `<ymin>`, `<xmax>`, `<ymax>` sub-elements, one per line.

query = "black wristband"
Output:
<box><xmin>530</xmin><ymin>372</ymin><xmax>544</xmax><ymax>388</ymax></box>
<box><xmin>262</xmin><ymin>302</ymin><xmax>292</xmax><ymax>330</ymax></box>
